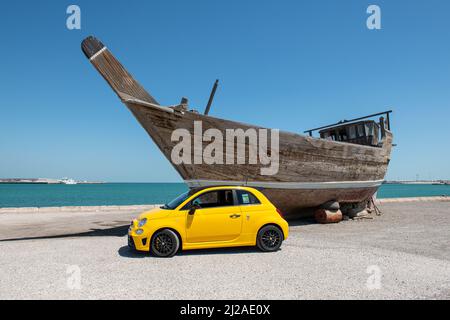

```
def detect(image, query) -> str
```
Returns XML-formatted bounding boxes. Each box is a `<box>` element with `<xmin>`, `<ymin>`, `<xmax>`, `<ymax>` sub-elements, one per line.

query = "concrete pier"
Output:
<box><xmin>0</xmin><ymin>197</ymin><xmax>449</xmax><ymax>299</ymax></box>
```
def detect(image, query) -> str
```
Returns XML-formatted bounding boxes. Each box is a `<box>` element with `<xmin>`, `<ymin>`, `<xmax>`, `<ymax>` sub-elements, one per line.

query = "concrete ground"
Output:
<box><xmin>0</xmin><ymin>201</ymin><xmax>449</xmax><ymax>299</ymax></box>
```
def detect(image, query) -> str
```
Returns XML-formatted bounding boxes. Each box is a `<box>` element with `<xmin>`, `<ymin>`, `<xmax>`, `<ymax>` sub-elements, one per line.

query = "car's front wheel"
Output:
<box><xmin>150</xmin><ymin>229</ymin><xmax>180</xmax><ymax>257</ymax></box>
<box><xmin>256</xmin><ymin>225</ymin><xmax>283</xmax><ymax>252</ymax></box>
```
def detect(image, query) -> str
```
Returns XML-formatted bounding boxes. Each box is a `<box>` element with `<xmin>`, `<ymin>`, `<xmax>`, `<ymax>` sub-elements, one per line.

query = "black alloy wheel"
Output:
<box><xmin>257</xmin><ymin>225</ymin><xmax>283</xmax><ymax>252</ymax></box>
<box><xmin>150</xmin><ymin>229</ymin><xmax>180</xmax><ymax>257</ymax></box>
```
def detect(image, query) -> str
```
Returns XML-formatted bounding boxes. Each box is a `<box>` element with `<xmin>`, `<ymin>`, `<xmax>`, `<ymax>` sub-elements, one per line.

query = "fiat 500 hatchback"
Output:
<box><xmin>128</xmin><ymin>186</ymin><xmax>289</xmax><ymax>257</ymax></box>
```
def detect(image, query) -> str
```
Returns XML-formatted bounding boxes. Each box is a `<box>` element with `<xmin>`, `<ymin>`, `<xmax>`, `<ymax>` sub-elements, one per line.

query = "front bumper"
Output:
<box><xmin>128</xmin><ymin>224</ymin><xmax>150</xmax><ymax>252</ymax></box>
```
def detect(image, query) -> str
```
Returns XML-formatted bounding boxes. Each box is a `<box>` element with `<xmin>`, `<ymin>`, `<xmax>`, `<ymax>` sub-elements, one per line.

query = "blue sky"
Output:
<box><xmin>0</xmin><ymin>0</ymin><xmax>449</xmax><ymax>182</ymax></box>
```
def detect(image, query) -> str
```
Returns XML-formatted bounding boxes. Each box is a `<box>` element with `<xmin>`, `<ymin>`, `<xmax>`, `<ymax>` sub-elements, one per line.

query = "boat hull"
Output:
<box><xmin>125</xmin><ymin>102</ymin><xmax>392</xmax><ymax>216</ymax></box>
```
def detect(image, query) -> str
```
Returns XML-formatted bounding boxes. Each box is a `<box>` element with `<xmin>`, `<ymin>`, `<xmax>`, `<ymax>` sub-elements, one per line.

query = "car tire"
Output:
<box><xmin>150</xmin><ymin>229</ymin><xmax>180</xmax><ymax>257</ymax></box>
<box><xmin>256</xmin><ymin>225</ymin><xmax>283</xmax><ymax>252</ymax></box>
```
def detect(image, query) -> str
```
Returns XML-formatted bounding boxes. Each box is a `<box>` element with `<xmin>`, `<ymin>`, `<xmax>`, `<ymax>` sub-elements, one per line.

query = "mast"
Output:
<box><xmin>204</xmin><ymin>79</ymin><xmax>219</xmax><ymax>115</ymax></box>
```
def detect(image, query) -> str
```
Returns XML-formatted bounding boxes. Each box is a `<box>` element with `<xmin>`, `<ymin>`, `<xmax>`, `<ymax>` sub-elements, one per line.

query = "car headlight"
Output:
<box><xmin>138</xmin><ymin>218</ymin><xmax>147</xmax><ymax>228</ymax></box>
<box><xmin>135</xmin><ymin>229</ymin><xmax>144</xmax><ymax>235</ymax></box>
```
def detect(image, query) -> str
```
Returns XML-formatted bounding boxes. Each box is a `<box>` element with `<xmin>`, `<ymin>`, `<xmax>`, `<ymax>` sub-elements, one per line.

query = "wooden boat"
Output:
<box><xmin>81</xmin><ymin>36</ymin><xmax>393</xmax><ymax>216</ymax></box>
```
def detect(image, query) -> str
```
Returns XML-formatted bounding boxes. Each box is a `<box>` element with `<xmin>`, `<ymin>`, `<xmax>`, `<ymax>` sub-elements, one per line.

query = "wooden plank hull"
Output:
<box><xmin>261</xmin><ymin>187</ymin><xmax>378</xmax><ymax>217</ymax></box>
<box><xmin>126</xmin><ymin>102</ymin><xmax>392</xmax><ymax>216</ymax></box>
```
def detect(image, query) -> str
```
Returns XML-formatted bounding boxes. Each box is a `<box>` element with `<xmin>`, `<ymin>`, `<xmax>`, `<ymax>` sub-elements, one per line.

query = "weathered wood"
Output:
<box><xmin>82</xmin><ymin>36</ymin><xmax>394</xmax><ymax>217</ymax></box>
<box><xmin>314</xmin><ymin>209</ymin><xmax>343</xmax><ymax>224</ymax></box>
<box><xmin>126</xmin><ymin>102</ymin><xmax>392</xmax><ymax>182</ymax></box>
<box><xmin>81</xmin><ymin>36</ymin><xmax>159</xmax><ymax>105</ymax></box>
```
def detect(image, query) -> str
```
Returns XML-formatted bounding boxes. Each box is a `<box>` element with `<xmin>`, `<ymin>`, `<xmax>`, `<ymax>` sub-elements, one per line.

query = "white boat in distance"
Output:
<box><xmin>61</xmin><ymin>178</ymin><xmax>77</xmax><ymax>185</ymax></box>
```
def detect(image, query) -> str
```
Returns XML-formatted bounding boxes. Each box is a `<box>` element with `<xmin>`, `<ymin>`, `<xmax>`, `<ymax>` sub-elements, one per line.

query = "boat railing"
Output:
<box><xmin>304</xmin><ymin>110</ymin><xmax>392</xmax><ymax>137</ymax></box>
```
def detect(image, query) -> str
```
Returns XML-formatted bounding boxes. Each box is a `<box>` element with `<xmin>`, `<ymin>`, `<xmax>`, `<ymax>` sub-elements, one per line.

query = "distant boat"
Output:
<box><xmin>61</xmin><ymin>178</ymin><xmax>77</xmax><ymax>185</ymax></box>
<box><xmin>82</xmin><ymin>36</ymin><xmax>393</xmax><ymax>216</ymax></box>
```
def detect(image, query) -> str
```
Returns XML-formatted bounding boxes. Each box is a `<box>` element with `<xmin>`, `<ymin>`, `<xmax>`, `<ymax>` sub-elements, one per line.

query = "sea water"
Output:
<box><xmin>0</xmin><ymin>183</ymin><xmax>448</xmax><ymax>208</ymax></box>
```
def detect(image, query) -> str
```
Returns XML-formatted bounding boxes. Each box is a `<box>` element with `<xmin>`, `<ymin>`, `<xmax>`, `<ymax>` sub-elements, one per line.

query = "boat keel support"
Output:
<box><xmin>314</xmin><ymin>201</ymin><xmax>343</xmax><ymax>224</ymax></box>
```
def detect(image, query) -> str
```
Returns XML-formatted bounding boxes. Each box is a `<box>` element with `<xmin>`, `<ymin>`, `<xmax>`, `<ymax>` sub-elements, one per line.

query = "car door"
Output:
<box><xmin>235</xmin><ymin>189</ymin><xmax>264</xmax><ymax>235</ymax></box>
<box><xmin>185</xmin><ymin>189</ymin><xmax>243</xmax><ymax>243</ymax></box>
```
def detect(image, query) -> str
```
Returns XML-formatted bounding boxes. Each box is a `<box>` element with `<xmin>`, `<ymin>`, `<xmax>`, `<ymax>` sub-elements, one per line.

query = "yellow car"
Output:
<box><xmin>128</xmin><ymin>186</ymin><xmax>289</xmax><ymax>257</ymax></box>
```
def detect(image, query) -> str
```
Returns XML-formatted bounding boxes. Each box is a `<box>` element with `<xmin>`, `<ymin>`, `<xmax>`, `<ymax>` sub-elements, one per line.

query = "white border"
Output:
<box><xmin>123</xmin><ymin>98</ymin><xmax>175</xmax><ymax>113</ymax></box>
<box><xmin>185</xmin><ymin>179</ymin><xmax>384</xmax><ymax>189</ymax></box>
<box><xmin>89</xmin><ymin>47</ymin><xmax>107</xmax><ymax>61</ymax></box>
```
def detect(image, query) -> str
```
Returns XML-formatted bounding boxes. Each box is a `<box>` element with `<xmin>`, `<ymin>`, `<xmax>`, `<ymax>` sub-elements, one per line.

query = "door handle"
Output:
<box><xmin>229</xmin><ymin>214</ymin><xmax>241</xmax><ymax>219</ymax></box>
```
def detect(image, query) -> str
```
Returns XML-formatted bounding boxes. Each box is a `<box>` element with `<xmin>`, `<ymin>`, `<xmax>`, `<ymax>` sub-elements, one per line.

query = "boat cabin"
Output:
<box><xmin>319</xmin><ymin>120</ymin><xmax>380</xmax><ymax>147</ymax></box>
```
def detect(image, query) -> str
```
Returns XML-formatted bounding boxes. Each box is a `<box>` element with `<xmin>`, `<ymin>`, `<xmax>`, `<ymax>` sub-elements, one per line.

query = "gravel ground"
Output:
<box><xmin>0</xmin><ymin>201</ymin><xmax>449</xmax><ymax>300</ymax></box>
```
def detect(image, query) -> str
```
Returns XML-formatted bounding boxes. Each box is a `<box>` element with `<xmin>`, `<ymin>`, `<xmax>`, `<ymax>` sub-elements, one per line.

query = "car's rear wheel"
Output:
<box><xmin>150</xmin><ymin>229</ymin><xmax>180</xmax><ymax>257</ymax></box>
<box><xmin>256</xmin><ymin>225</ymin><xmax>283</xmax><ymax>252</ymax></box>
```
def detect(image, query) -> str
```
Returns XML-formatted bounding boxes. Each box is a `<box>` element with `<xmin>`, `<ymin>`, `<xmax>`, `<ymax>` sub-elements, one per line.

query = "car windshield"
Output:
<box><xmin>161</xmin><ymin>191</ymin><xmax>190</xmax><ymax>210</ymax></box>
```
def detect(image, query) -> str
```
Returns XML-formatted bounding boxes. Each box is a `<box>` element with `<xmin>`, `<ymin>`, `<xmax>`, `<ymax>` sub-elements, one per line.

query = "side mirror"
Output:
<box><xmin>189</xmin><ymin>204</ymin><xmax>200</xmax><ymax>215</ymax></box>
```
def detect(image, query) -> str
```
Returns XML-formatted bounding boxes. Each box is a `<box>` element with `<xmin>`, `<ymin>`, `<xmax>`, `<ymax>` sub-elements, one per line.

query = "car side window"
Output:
<box><xmin>188</xmin><ymin>190</ymin><xmax>236</xmax><ymax>209</ymax></box>
<box><xmin>236</xmin><ymin>190</ymin><xmax>261</xmax><ymax>205</ymax></box>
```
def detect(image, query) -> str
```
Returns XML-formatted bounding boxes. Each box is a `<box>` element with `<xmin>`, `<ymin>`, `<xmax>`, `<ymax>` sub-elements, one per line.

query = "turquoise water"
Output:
<box><xmin>376</xmin><ymin>184</ymin><xmax>449</xmax><ymax>199</ymax></box>
<box><xmin>0</xmin><ymin>183</ymin><xmax>448</xmax><ymax>208</ymax></box>
<box><xmin>0</xmin><ymin>183</ymin><xmax>188</xmax><ymax>208</ymax></box>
